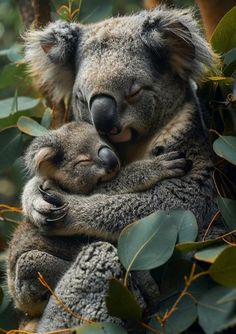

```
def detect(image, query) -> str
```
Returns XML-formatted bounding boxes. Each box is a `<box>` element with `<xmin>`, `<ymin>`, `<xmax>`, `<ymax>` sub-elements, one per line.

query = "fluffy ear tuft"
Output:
<box><xmin>141</xmin><ymin>7</ymin><xmax>216</xmax><ymax>82</ymax></box>
<box><xmin>24</xmin><ymin>144</ymin><xmax>56</xmax><ymax>177</ymax></box>
<box><xmin>24</xmin><ymin>21</ymin><xmax>80</xmax><ymax>102</ymax></box>
<box><xmin>32</xmin><ymin>147</ymin><xmax>56</xmax><ymax>174</ymax></box>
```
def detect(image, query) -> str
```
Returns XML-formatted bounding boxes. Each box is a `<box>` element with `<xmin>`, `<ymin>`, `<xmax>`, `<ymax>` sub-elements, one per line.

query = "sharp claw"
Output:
<box><xmin>38</xmin><ymin>185</ymin><xmax>64</xmax><ymax>207</ymax></box>
<box><xmin>46</xmin><ymin>211</ymin><xmax>68</xmax><ymax>223</ymax></box>
<box><xmin>50</xmin><ymin>203</ymin><xmax>68</xmax><ymax>211</ymax></box>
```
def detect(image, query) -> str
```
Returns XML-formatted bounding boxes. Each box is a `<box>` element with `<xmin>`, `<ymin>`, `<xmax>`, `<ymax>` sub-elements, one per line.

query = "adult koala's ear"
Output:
<box><xmin>140</xmin><ymin>7</ymin><xmax>216</xmax><ymax>82</ymax></box>
<box><xmin>24</xmin><ymin>21</ymin><xmax>79</xmax><ymax>102</ymax></box>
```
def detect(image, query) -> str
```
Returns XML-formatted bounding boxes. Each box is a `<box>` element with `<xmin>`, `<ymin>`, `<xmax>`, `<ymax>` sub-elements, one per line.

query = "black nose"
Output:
<box><xmin>98</xmin><ymin>147</ymin><xmax>120</xmax><ymax>172</ymax></box>
<box><xmin>90</xmin><ymin>95</ymin><xmax>121</xmax><ymax>134</ymax></box>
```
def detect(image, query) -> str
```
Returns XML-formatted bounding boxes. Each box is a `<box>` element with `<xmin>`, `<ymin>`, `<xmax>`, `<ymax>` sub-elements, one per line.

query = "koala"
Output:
<box><xmin>7</xmin><ymin>120</ymin><xmax>188</xmax><ymax>326</ymax></box>
<box><xmin>12</xmin><ymin>5</ymin><xmax>224</xmax><ymax>332</ymax></box>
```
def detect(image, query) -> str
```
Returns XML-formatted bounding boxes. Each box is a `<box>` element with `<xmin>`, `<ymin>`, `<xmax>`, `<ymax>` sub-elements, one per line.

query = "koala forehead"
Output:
<box><xmin>75</xmin><ymin>15</ymin><xmax>156</xmax><ymax>95</ymax></box>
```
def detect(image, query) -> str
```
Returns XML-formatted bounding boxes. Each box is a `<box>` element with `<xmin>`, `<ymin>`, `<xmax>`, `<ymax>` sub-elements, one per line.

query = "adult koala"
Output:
<box><xmin>19</xmin><ymin>6</ymin><xmax>220</xmax><ymax>331</ymax></box>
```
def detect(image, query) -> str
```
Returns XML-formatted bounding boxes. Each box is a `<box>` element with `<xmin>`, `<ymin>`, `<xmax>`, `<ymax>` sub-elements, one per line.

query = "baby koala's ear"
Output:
<box><xmin>24</xmin><ymin>144</ymin><xmax>56</xmax><ymax>177</ymax></box>
<box><xmin>31</xmin><ymin>147</ymin><xmax>56</xmax><ymax>175</ymax></box>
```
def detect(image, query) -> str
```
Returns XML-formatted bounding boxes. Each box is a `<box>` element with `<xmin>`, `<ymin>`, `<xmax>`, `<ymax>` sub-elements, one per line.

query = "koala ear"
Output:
<box><xmin>141</xmin><ymin>7</ymin><xmax>215</xmax><ymax>81</ymax></box>
<box><xmin>32</xmin><ymin>147</ymin><xmax>55</xmax><ymax>174</ymax></box>
<box><xmin>24</xmin><ymin>21</ymin><xmax>79</xmax><ymax>102</ymax></box>
<box><xmin>24</xmin><ymin>145</ymin><xmax>56</xmax><ymax>177</ymax></box>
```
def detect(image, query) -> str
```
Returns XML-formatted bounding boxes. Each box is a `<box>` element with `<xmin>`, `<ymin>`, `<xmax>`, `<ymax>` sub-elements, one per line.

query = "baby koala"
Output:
<box><xmin>8</xmin><ymin>120</ymin><xmax>190</xmax><ymax>321</ymax></box>
<box><xmin>24</xmin><ymin>121</ymin><xmax>120</xmax><ymax>194</ymax></box>
<box><xmin>24</xmin><ymin>121</ymin><xmax>190</xmax><ymax>198</ymax></box>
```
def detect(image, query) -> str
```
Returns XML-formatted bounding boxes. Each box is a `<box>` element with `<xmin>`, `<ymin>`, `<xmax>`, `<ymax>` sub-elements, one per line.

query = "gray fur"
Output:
<box><xmin>11</xmin><ymin>6</ymin><xmax>221</xmax><ymax>331</ymax></box>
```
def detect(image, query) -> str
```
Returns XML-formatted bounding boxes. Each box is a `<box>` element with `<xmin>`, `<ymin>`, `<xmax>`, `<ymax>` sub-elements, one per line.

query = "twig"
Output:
<box><xmin>202</xmin><ymin>210</ymin><xmax>220</xmax><ymax>240</ymax></box>
<box><xmin>154</xmin><ymin>264</ymin><xmax>209</xmax><ymax>330</ymax></box>
<box><xmin>38</xmin><ymin>272</ymin><xmax>94</xmax><ymax>324</ymax></box>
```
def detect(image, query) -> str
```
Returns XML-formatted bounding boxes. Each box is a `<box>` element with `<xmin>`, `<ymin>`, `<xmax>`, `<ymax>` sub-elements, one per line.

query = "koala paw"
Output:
<box><xmin>157</xmin><ymin>151</ymin><xmax>192</xmax><ymax>178</ymax></box>
<box><xmin>22</xmin><ymin>177</ymin><xmax>69</xmax><ymax>231</ymax></box>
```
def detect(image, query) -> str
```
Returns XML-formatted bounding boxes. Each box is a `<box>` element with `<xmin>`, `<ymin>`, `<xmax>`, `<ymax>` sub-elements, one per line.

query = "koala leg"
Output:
<box><xmin>13</xmin><ymin>250</ymin><xmax>70</xmax><ymax>317</ymax></box>
<box><xmin>37</xmin><ymin>241</ymin><xmax>145</xmax><ymax>332</ymax></box>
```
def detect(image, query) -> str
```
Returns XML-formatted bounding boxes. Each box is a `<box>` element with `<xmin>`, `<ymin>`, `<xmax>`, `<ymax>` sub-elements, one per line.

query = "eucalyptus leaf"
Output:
<box><xmin>209</xmin><ymin>247</ymin><xmax>236</xmax><ymax>287</ymax></box>
<box><xmin>218</xmin><ymin>289</ymin><xmax>236</xmax><ymax>304</ymax></box>
<box><xmin>211</xmin><ymin>6</ymin><xmax>236</xmax><ymax>54</ymax></box>
<box><xmin>208</xmin><ymin>76</ymin><xmax>234</xmax><ymax>84</ymax></box>
<box><xmin>41</xmin><ymin>108</ymin><xmax>52</xmax><ymax>129</ymax></box>
<box><xmin>148</xmin><ymin>295</ymin><xmax>197</xmax><ymax>334</ymax></box>
<box><xmin>0</xmin><ymin>63</ymin><xmax>27</xmax><ymax>88</ymax></box>
<box><xmin>0</xmin><ymin>96</ymin><xmax>40</xmax><ymax>118</ymax></box>
<box><xmin>176</xmin><ymin>239</ymin><xmax>221</xmax><ymax>252</ymax></box>
<box><xmin>106</xmin><ymin>278</ymin><xmax>142</xmax><ymax>321</ymax></box>
<box><xmin>224</xmin><ymin>48</ymin><xmax>236</xmax><ymax>66</ymax></box>
<box><xmin>194</xmin><ymin>244</ymin><xmax>228</xmax><ymax>263</ymax></box>
<box><xmin>0</xmin><ymin>127</ymin><xmax>23</xmax><ymax>172</ymax></box>
<box><xmin>198</xmin><ymin>286</ymin><xmax>235</xmax><ymax>334</ymax></box>
<box><xmin>172</xmin><ymin>208</ymin><xmax>198</xmax><ymax>243</ymax></box>
<box><xmin>217</xmin><ymin>196</ymin><xmax>236</xmax><ymax>231</ymax></box>
<box><xmin>17</xmin><ymin>116</ymin><xmax>49</xmax><ymax>137</ymax></box>
<box><xmin>0</xmin><ymin>287</ymin><xmax>3</xmax><ymax>305</ymax></box>
<box><xmin>213</xmin><ymin>135</ymin><xmax>236</xmax><ymax>165</ymax></box>
<box><xmin>118</xmin><ymin>211</ymin><xmax>178</xmax><ymax>271</ymax></box>
<box><xmin>75</xmin><ymin>322</ymin><xmax>127</xmax><ymax>334</ymax></box>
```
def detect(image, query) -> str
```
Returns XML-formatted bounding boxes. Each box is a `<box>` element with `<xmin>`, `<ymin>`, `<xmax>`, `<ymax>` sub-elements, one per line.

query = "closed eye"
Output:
<box><xmin>126</xmin><ymin>87</ymin><xmax>143</xmax><ymax>101</ymax></box>
<box><xmin>74</xmin><ymin>155</ymin><xmax>92</xmax><ymax>167</ymax></box>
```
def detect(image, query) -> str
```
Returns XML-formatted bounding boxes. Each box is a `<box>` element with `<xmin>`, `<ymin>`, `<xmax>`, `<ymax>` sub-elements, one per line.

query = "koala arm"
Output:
<box><xmin>97</xmin><ymin>151</ymin><xmax>189</xmax><ymax>195</ymax></box>
<box><xmin>22</xmin><ymin>172</ymin><xmax>215</xmax><ymax>238</ymax></box>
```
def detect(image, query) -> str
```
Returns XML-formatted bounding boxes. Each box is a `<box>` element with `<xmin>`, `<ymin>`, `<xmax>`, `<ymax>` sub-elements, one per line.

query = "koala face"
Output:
<box><xmin>25</xmin><ymin>7</ymin><xmax>214</xmax><ymax>145</ymax></box>
<box><xmin>26</xmin><ymin>122</ymin><xmax>120</xmax><ymax>194</ymax></box>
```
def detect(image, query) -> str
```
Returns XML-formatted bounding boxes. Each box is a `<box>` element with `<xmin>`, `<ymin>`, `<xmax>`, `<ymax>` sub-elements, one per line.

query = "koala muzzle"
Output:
<box><xmin>98</xmin><ymin>147</ymin><xmax>119</xmax><ymax>172</ymax></box>
<box><xmin>90</xmin><ymin>95</ymin><xmax>121</xmax><ymax>134</ymax></box>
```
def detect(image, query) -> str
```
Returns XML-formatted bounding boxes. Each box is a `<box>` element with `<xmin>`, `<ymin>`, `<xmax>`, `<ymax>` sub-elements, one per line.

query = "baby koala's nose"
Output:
<box><xmin>98</xmin><ymin>147</ymin><xmax>120</xmax><ymax>172</ymax></box>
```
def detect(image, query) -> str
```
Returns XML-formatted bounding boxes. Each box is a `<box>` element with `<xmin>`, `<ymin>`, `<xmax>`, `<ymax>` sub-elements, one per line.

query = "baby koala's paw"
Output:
<box><xmin>155</xmin><ymin>151</ymin><xmax>192</xmax><ymax>179</ymax></box>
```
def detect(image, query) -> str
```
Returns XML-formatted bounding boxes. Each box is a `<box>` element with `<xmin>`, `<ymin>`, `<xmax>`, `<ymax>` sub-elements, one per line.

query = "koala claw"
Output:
<box><xmin>46</xmin><ymin>210</ymin><xmax>68</xmax><ymax>223</ymax></box>
<box><xmin>50</xmin><ymin>203</ymin><xmax>68</xmax><ymax>211</ymax></box>
<box><xmin>38</xmin><ymin>185</ymin><xmax>64</xmax><ymax>207</ymax></box>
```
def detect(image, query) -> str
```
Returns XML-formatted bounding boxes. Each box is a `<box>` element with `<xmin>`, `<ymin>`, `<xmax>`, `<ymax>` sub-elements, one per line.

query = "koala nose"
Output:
<box><xmin>90</xmin><ymin>95</ymin><xmax>121</xmax><ymax>134</ymax></box>
<box><xmin>98</xmin><ymin>147</ymin><xmax>120</xmax><ymax>172</ymax></box>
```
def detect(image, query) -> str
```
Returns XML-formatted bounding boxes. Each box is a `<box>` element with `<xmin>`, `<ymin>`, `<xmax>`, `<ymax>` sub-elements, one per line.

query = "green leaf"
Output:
<box><xmin>194</xmin><ymin>244</ymin><xmax>228</xmax><ymax>263</ymax></box>
<box><xmin>172</xmin><ymin>208</ymin><xmax>198</xmax><ymax>243</ymax></box>
<box><xmin>211</xmin><ymin>6</ymin><xmax>236</xmax><ymax>54</ymax></box>
<box><xmin>17</xmin><ymin>116</ymin><xmax>49</xmax><ymax>137</ymax></box>
<box><xmin>213</xmin><ymin>135</ymin><xmax>236</xmax><ymax>165</ymax></box>
<box><xmin>0</xmin><ymin>96</ymin><xmax>40</xmax><ymax>118</ymax></box>
<box><xmin>41</xmin><ymin>108</ymin><xmax>52</xmax><ymax>129</ymax></box>
<box><xmin>148</xmin><ymin>294</ymin><xmax>197</xmax><ymax>334</ymax></box>
<box><xmin>106</xmin><ymin>278</ymin><xmax>142</xmax><ymax>321</ymax></box>
<box><xmin>224</xmin><ymin>48</ymin><xmax>236</xmax><ymax>66</ymax></box>
<box><xmin>176</xmin><ymin>239</ymin><xmax>221</xmax><ymax>252</ymax></box>
<box><xmin>209</xmin><ymin>247</ymin><xmax>236</xmax><ymax>287</ymax></box>
<box><xmin>0</xmin><ymin>63</ymin><xmax>27</xmax><ymax>88</ymax></box>
<box><xmin>217</xmin><ymin>196</ymin><xmax>236</xmax><ymax>231</ymax></box>
<box><xmin>75</xmin><ymin>322</ymin><xmax>127</xmax><ymax>334</ymax></box>
<box><xmin>0</xmin><ymin>45</ymin><xmax>23</xmax><ymax>62</ymax></box>
<box><xmin>198</xmin><ymin>286</ymin><xmax>235</xmax><ymax>334</ymax></box>
<box><xmin>208</xmin><ymin>76</ymin><xmax>234</xmax><ymax>84</ymax></box>
<box><xmin>0</xmin><ymin>127</ymin><xmax>23</xmax><ymax>172</ymax></box>
<box><xmin>0</xmin><ymin>287</ymin><xmax>3</xmax><ymax>305</ymax></box>
<box><xmin>218</xmin><ymin>289</ymin><xmax>236</xmax><ymax>304</ymax></box>
<box><xmin>118</xmin><ymin>211</ymin><xmax>178</xmax><ymax>271</ymax></box>
<box><xmin>80</xmin><ymin>0</ymin><xmax>113</xmax><ymax>23</ymax></box>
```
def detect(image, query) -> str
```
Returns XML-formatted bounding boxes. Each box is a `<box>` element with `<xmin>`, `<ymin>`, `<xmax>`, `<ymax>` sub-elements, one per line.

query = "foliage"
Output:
<box><xmin>0</xmin><ymin>1</ymin><xmax>236</xmax><ymax>334</ymax></box>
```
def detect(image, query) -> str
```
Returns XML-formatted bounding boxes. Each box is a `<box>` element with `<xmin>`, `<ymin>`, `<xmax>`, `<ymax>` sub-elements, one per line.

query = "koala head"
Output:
<box><xmin>25</xmin><ymin>7</ymin><xmax>214</xmax><ymax>145</ymax></box>
<box><xmin>24</xmin><ymin>122</ymin><xmax>120</xmax><ymax>194</ymax></box>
